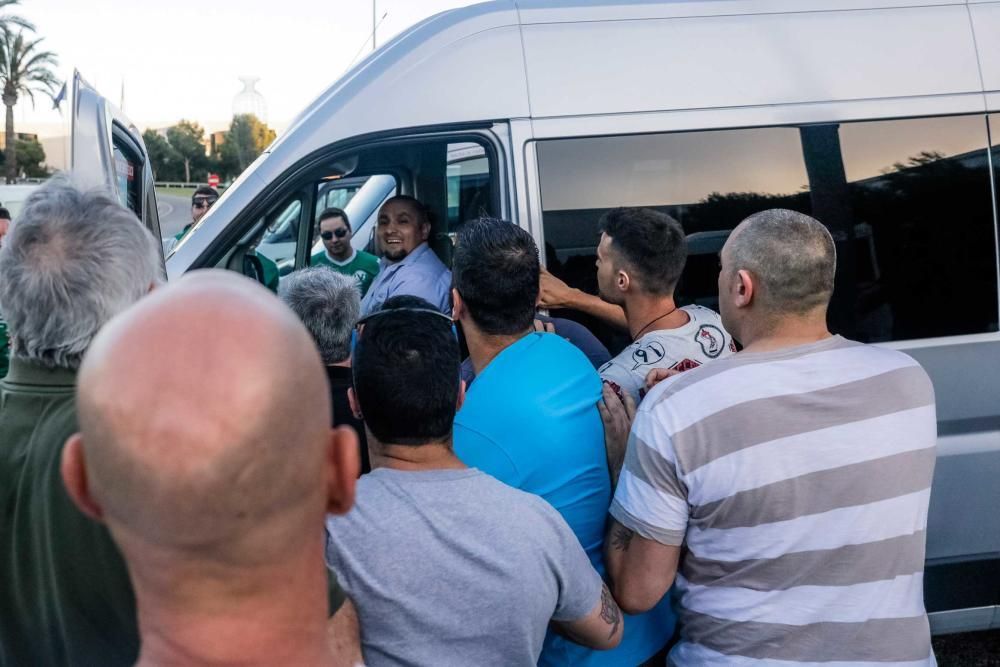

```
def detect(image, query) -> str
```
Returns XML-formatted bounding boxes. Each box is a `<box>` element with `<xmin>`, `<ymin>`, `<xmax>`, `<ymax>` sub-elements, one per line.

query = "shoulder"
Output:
<box><xmin>357</xmin><ymin>251</ymin><xmax>380</xmax><ymax>270</ymax></box>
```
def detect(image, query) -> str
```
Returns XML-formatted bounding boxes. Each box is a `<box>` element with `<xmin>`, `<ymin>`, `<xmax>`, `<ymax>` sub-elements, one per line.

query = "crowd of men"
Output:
<box><xmin>0</xmin><ymin>177</ymin><xmax>938</xmax><ymax>666</ymax></box>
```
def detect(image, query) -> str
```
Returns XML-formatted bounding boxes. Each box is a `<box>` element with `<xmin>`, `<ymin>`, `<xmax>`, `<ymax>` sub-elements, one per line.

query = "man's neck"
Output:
<box><xmin>328</xmin><ymin>247</ymin><xmax>355</xmax><ymax>264</ymax></box>
<box><xmin>132</xmin><ymin>546</ymin><xmax>341</xmax><ymax>667</ymax></box>
<box><xmin>383</xmin><ymin>242</ymin><xmax>426</xmax><ymax>266</ymax></box>
<box><xmin>462</xmin><ymin>321</ymin><xmax>530</xmax><ymax>376</ymax></box>
<box><xmin>622</xmin><ymin>293</ymin><xmax>689</xmax><ymax>340</ymax></box>
<box><xmin>736</xmin><ymin>312</ymin><xmax>832</xmax><ymax>354</ymax></box>
<box><xmin>371</xmin><ymin>439</ymin><xmax>467</xmax><ymax>472</ymax></box>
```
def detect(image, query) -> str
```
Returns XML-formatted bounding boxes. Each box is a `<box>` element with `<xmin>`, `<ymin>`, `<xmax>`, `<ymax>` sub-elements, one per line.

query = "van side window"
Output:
<box><xmin>537</xmin><ymin>115</ymin><xmax>998</xmax><ymax>344</ymax></box>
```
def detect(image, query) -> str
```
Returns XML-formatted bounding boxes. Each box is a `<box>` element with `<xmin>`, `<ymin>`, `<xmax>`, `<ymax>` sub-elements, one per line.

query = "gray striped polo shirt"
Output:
<box><xmin>609</xmin><ymin>335</ymin><xmax>937</xmax><ymax>666</ymax></box>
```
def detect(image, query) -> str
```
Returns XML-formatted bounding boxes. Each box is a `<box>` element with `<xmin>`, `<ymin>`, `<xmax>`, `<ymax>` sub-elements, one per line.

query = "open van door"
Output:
<box><xmin>70</xmin><ymin>71</ymin><xmax>164</xmax><ymax>264</ymax></box>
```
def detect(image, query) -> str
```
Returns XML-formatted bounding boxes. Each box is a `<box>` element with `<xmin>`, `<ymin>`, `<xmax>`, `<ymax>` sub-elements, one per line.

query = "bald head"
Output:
<box><xmin>725</xmin><ymin>209</ymin><xmax>836</xmax><ymax>315</ymax></box>
<box><xmin>68</xmin><ymin>270</ymin><xmax>354</xmax><ymax>568</ymax></box>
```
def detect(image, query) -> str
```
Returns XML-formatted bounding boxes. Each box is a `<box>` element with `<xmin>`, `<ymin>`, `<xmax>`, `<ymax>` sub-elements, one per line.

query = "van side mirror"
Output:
<box><xmin>242</xmin><ymin>254</ymin><xmax>267</xmax><ymax>286</ymax></box>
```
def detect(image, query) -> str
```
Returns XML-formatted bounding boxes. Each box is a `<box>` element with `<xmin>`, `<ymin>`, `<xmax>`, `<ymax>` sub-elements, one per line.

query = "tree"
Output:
<box><xmin>166</xmin><ymin>120</ymin><xmax>206</xmax><ymax>183</ymax></box>
<box><xmin>14</xmin><ymin>134</ymin><xmax>44</xmax><ymax>176</ymax></box>
<box><xmin>142</xmin><ymin>129</ymin><xmax>183</xmax><ymax>181</ymax></box>
<box><xmin>0</xmin><ymin>29</ymin><xmax>57</xmax><ymax>183</ymax></box>
<box><xmin>219</xmin><ymin>113</ymin><xmax>276</xmax><ymax>179</ymax></box>
<box><xmin>0</xmin><ymin>1</ymin><xmax>32</xmax><ymax>40</ymax></box>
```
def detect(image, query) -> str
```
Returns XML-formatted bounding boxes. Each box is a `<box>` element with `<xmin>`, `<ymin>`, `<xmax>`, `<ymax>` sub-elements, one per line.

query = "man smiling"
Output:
<box><xmin>359</xmin><ymin>195</ymin><xmax>451</xmax><ymax>316</ymax></box>
<box><xmin>310</xmin><ymin>208</ymin><xmax>379</xmax><ymax>297</ymax></box>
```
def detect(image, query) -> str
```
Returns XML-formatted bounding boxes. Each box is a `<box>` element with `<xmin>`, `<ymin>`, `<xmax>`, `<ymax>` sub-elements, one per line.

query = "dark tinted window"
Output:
<box><xmin>537</xmin><ymin>115</ymin><xmax>999</xmax><ymax>343</ymax></box>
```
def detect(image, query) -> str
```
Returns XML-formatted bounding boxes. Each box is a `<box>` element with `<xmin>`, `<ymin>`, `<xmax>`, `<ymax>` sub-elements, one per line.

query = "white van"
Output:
<box><xmin>73</xmin><ymin>0</ymin><xmax>1000</xmax><ymax>636</ymax></box>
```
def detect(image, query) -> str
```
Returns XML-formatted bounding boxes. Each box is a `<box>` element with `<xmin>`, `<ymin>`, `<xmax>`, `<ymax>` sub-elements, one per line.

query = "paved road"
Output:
<box><xmin>156</xmin><ymin>193</ymin><xmax>191</xmax><ymax>239</ymax></box>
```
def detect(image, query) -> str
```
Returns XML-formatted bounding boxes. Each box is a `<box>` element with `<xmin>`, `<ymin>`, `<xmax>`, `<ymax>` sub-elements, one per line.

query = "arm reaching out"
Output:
<box><xmin>552</xmin><ymin>583</ymin><xmax>624</xmax><ymax>650</ymax></box>
<box><xmin>597</xmin><ymin>383</ymin><xmax>637</xmax><ymax>489</ymax></box>
<box><xmin>539</xmin><ymin>268</ymin><xmax>628</xmax><ymax>331</ymax></box>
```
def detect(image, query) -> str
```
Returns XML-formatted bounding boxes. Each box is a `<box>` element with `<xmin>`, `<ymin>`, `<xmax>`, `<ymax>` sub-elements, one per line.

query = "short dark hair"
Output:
<box><xmin>452</xmin><ymin>218</ymin><xmax>538</xmax><ymax>335</ymax></box>
<box><xmin>381</xmin><ymin>294</ymin><xmax>439</xmax><ymax>312</ymax></box>
<box><xmin>192</xmin><ymin>186</ymin><xmax>219</xmax><ymax>202</ymax></box>
<box><xmin>381</xmin><ymin>195</ymin><xmax>432</xmax><ymax>225</ymax></box>
<box><xmin>0</xmin><ymin>207</ymin><xmax>10</xmax><ymax>220</ymax></box>
<box><xmin>353</xmin><ymin>309</ymin><xmax>459</xmax><ymax>446</ymax></box>
<box><xmin>598</xmin><ymin>207</ymin><xmax>687</xmax><ymax>295</ymax></box>
<box><xmin>318</xmin><ymin>207</ymin><xmax>351</xmax><ymax>231</ymax></box>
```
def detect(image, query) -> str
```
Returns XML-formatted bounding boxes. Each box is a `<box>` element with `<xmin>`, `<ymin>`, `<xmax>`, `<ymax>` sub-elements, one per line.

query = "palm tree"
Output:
<box><xmin>0</xmin><ymin>0</ymin><xmax>32</xmax><ymax>38</ymax></box>
<box><xmin>0</xmin><ymin>30</ymin><xmax>57</xmax><ymax>183</ymax></box>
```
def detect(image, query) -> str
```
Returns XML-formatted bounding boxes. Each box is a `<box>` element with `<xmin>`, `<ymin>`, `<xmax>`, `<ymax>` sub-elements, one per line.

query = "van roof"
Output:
<box><xmin>249</xmin><ymin>0</ymin><xmax>982</xmax><ymax>187</ymax></box>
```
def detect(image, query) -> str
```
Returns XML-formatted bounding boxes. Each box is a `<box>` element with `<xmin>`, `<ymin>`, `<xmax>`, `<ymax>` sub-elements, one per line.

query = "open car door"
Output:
<box><xmin>70</xmin><ymin>70</ymin><xmax>164</xmax><ymax>266</ymax></box>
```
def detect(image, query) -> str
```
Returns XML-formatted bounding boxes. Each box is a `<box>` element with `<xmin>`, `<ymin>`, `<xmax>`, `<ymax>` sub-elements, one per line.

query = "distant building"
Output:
<box><xmin>208</xmin><ymin>130</ymin><xmax>227</xmax><ymax>156</ymax></box>
<box><xmin>0</xmin><ymin>132</ymin><xmax>40</xmax><ymax>150</ymax></box>
<box><xmin>40</xmin><ymin>136</ymin><xmax>69</xmax><ymax>171</ymax></box>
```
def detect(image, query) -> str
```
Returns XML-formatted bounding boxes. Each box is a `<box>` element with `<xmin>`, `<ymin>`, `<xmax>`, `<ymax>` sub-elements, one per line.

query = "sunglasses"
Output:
<box><xmin>320</xmin><ymin>228</ymin><xmax>349</xmax><ymax>240</ymax></box>
<box><xmin>351</xmin><ymin>308</ymin><xmax>458</xmax><ymax>358</ymax></box>
<box><xmin>192</xmin><ymin>198</ymin><xmax>217</xmax><ymax>210</ymax></box>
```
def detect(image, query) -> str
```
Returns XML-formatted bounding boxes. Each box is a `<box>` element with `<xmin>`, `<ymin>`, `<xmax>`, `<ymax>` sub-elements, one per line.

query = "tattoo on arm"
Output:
<box><xmin>611</xmin><ymin>526</ymin><xmax>634</xmax><ymax>552</ymax></box>
<box><xmin>599</xmin><ymin>584</ymin><xmax>622</xmax><ymax>639</ymax></box>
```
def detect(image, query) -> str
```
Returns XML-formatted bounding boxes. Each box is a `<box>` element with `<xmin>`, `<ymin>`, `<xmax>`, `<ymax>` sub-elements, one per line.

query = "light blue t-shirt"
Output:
<box><xmin>454</xmin><ymin>333</ymin><xmax>676</xmax><ymax>666</ymax></box>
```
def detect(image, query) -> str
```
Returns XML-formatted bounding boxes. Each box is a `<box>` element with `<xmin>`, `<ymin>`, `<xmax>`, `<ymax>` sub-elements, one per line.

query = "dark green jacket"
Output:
<box><xmin>0</xmin><ymin>318</ymin><xmax>8</xmax><ymax>379</ymax></box>
<box><xmin>0</xmin><ymin>358</ymin><xmax>138</xmax><ymax>666</ymax></box>
<box><xmin>0</xmin><ymin>359</ymin><xmax>345</xmax><ymax>666</ymax></box>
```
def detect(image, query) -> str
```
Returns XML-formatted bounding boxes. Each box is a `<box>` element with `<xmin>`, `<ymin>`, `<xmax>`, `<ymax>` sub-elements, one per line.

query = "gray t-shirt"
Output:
<box><xmin>325</xmin><ymin>467</ymin><xmax>604</xmax><ymax>667</ymax></box>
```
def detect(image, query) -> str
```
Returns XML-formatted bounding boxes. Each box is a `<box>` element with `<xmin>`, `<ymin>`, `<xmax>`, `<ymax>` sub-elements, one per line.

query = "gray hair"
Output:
<box><xmin>278</xmin><ymin>267</ymin><xmax>359</xmax><ymax>365</ymax></box>
<box><xmin>728</xmin><ymin>209</ymin><xmax>836</xmax><ymax>314</ymax></box>
<box><xmin>0</xmin><ymin>177</ymin><xmax>163</xmax><ymax>370</ymax></box>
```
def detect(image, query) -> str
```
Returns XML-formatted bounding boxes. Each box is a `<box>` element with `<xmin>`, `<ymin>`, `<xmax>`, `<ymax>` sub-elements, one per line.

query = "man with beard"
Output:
<box><xmin>359</xmin><ymin>196</ymin><xmax>451</xmax><ymax>316</ymax></box>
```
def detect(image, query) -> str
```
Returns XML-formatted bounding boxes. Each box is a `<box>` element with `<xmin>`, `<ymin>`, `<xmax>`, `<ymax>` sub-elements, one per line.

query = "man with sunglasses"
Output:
<box><xmin>173</xmin><ymin>186</ymin><xmax>219</xmax><ymax>244</ymax></box>
<box><xmin>311</xmin><ymin>208</ymin><xmax>379</xmax><ymax>297</ymax></box>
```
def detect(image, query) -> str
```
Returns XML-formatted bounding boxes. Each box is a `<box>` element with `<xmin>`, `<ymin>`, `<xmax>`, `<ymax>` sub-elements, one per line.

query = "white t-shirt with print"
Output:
<box><xmin>599</xmin><ymin>305</ymin><xmax>735</xmax><ymax>403</ymax></box>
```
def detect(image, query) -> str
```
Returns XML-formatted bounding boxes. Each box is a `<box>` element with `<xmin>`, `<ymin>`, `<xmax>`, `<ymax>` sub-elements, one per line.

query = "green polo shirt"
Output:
<box><xmin>0</xmin><ymin>358</ymin><xmax>139</xmax><ymax>666</ymax></box>
<box><xmin>311</xmin><ymin>249</ymin><xmax>380</xmax><ymax>296</ymax></box>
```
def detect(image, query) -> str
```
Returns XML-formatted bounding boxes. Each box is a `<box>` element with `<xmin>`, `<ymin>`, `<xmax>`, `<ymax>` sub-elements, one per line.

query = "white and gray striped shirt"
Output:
<box><xmin>609</xmin><ymin>335</ymin><xmax>937</xmax><ymax>666</ymax></box>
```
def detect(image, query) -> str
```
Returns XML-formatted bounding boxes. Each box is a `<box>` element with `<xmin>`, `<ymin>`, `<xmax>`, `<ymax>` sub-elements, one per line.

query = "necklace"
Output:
<box><xmin>633</xmin><ymin>305</ymin><xmax>680</xmax><ymax>341</ymax></box>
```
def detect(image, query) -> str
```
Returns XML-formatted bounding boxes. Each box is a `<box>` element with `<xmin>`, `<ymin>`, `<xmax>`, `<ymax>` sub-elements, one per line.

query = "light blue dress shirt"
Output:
<box><xmin>359</xmin><ymin>243</ymin><xmax>452</xmax><ymax>316</ymax></box>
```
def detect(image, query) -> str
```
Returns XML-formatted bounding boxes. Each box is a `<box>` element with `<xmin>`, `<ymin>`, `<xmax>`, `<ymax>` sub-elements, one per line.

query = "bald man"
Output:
<box><xmin>61</xmin><ymin>271</ymin><xmax>362</xmax><ymax>667</ymax></box>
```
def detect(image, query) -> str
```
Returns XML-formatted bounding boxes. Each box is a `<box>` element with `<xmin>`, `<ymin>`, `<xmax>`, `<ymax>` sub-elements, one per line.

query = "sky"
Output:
<box><xmin>14</xmin><ymin>0</ymin><xmax>481</xmax><ymax>138</ymax></box>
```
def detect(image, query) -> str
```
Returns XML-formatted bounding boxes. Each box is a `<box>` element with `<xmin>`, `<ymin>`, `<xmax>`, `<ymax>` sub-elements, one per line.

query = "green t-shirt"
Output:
<box><xmin>311</xmin><ymin>249</ymin><xmax>380</xmax><ymax>297</ymax></box>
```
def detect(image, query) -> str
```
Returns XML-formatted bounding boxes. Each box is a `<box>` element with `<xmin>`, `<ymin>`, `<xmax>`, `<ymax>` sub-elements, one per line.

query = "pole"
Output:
<box><xmin>372</xmin><ymin>1</ymin><xmax>377</xmax><ymax>51</ymax></box>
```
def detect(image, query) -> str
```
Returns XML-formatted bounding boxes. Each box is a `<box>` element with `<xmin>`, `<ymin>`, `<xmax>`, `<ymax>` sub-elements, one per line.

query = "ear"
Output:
<box><xmin>419</xmin><ymin>221</ymin><xmax>431</xmax><ymax>242</ymax></box>
<box><xmin>616</xmin><ymin>268</ymin><xmax>631</xmax><ymax>294</ymax></box>
<box><xmin>456</xmin><ymin>379</ymin><xmax>467</xmax><ymax>413</ymax></box>
<box><xmin>325</xmin><ymin>426</ymin><xmax>360</xmax><ymax>516</ymax></box>
<box><xmin>347</xmin><ymin>386</ymin><xmax>362</xmax><ymax>420</ymax></box>
<box><xmin>735</xmin><ymin>269</ymin><xmax>755</xmax><ymax>308</ymax></box>
<box><xmin>60</xmin><ymin>434</ymin><xmax>105</xmax><ymax>522</ymax></box>
<box><xmin>451</xmin><ymin>288</ymin><xmax>465</xmax><ymax>321</ymax></box>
